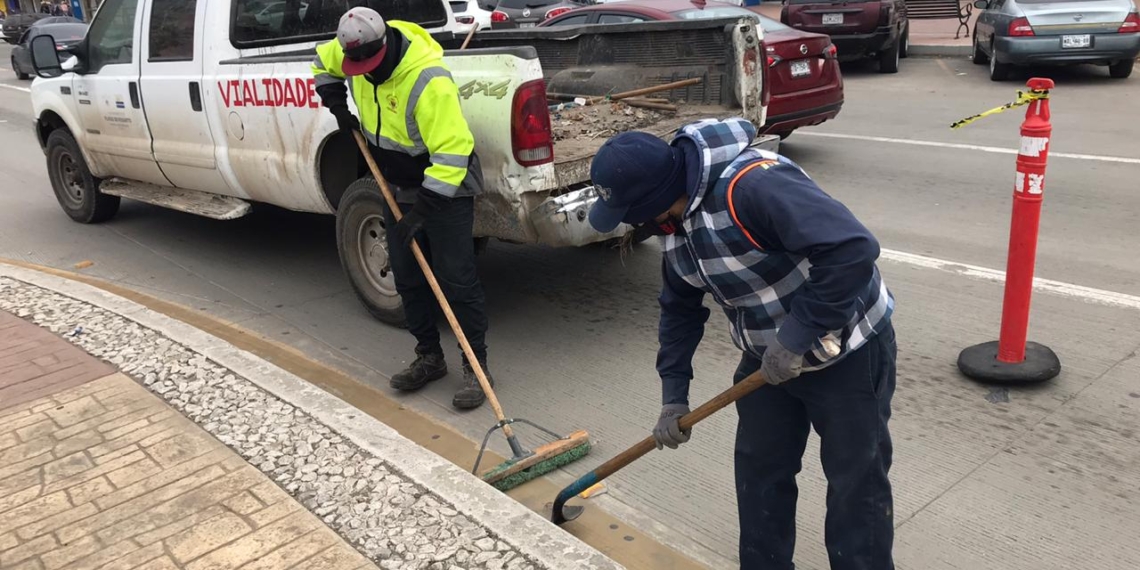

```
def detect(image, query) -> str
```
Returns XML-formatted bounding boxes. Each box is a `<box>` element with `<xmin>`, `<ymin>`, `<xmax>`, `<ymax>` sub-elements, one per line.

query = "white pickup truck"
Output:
<box><xmin>27</xmin><ymin>0</ymin><xmax>774</xmax><ymax>325</ymax></box>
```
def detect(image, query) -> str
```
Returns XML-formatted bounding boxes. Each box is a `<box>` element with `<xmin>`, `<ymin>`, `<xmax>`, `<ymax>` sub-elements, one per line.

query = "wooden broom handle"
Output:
<box><xmin>352</xmin><ymin>132</ymin><xmax>514</xmax><ymax>437</ymax></box>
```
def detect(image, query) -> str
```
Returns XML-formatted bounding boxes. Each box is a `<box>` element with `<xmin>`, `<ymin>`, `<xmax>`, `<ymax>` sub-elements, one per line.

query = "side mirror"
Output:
<box><xmin>973</xmin><ymin>0</ymin><xmax>989</xmax><ymax>8</ymax></box>
<box><xmin>31</xmin><ymin>34</ymin><xmax>63</xmax><ymax>78</ymax></box>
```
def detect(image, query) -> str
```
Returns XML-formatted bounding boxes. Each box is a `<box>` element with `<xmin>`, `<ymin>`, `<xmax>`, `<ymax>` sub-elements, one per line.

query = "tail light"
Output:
<box><xmin>766</xmin><ymin>46</ymin><xmax>780</xmax><ymax>68</ymax></box>
<box><xmin>545</xmin><ymin>7</ymin><xmax>572</xmax><ymax>20</ymax></box>
<box><xmin>511</xmin><ymin>79</ymin><xmax>554</xmax><ymax>167</ymax></box>
<box><xmin>491</xmin><ymin>10</ymin><xmax>509</xmax><ymax>23</ymax></box>
<box><xmin>1008</xmin><ymin>17</ymin><xmax>1034</xmax><ymax>36</ymax></box>
<box><xmin>827</xmin><ymin>43</ymin><xmax>838</xmax><ymax>58</ymax></box>
<box><xmin>1120</xmin><ymin>12</ymin><xmax>1140</xmax><ymax>32</ymax></box>
<box><xmin>455</xmin><ymin>15</ymin><xmax>475</xmax><ymax>24</ymax></box>
<box><xmin>759</xmin><ymin>41</ymin><xmax>771</xmax><ymax>108</ymax></box>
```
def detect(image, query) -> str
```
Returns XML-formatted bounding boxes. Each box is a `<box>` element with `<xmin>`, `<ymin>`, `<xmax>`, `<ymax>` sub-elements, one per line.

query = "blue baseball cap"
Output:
<box><xmin>588</xmin><ymin>132</ymin><xmax>687</xmax><ymax>233</ymax></box>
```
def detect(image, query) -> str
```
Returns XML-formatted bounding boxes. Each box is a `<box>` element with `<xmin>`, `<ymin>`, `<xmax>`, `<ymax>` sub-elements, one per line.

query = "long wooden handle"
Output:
<box><xmin>351</xmin><ymin>132</ymin><xmax>513</xmax><ymax>436</ymax></box>
<box><xmin>588</xmin><ymin>77</ymin><xmax>702</xmax><ymax>105</ymax></box>
<box><xmin>552</xmin><ymin>369</ymin><xmax>767</xmax><ymax>523</ymax></box>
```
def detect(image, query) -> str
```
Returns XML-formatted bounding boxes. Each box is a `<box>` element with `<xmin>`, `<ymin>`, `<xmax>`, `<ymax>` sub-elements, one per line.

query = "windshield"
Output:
<box><xmin>673</xmin><ymin>6</ymin><xmax>787</xmax><ymax>28</ymax></box>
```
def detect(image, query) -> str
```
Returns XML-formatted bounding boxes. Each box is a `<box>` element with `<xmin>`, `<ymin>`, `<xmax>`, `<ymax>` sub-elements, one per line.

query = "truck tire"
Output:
<box><xmin>1108</xmin><ymin>59</ymin><xmax>1133</xmax><ymax>79</ymax></box>
<box><xmin>878</xmin><ymin>38</ymin><xmax>900</xmax><ymax>74</ymax></box>
<box><xmin>46</xmin><ymin>130</ymin><xmax>120</xmax><ymax>224</ymax></box>
<box><xmin>336</xmin><ymin>178</ymin><xmax>406</xmax><ymax>327</ymax></box>
<box><xmin>899</xmin><ymin>25</ymin><xmax>910</xmax><ymax>59</ymax></box>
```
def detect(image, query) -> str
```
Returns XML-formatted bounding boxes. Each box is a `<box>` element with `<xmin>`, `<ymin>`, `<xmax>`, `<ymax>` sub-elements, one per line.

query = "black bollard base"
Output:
<box><xmin>958</xmin><ymin>341</ymin><xmax>1061</xmax><ymax>384</ymax></box>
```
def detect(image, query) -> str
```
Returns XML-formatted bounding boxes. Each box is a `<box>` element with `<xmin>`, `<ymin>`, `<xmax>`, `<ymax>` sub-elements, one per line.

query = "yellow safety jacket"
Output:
<box><xmin>312</xmin><ymin>21</ymin><xmax>477</xmax><ymax>198</ymax></box>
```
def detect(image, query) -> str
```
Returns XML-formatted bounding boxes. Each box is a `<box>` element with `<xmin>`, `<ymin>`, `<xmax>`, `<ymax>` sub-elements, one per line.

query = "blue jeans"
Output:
<box><xmin>734</xmin><ymin>324</ymin><xmax>896</xmax><ymax>570</ymax></box>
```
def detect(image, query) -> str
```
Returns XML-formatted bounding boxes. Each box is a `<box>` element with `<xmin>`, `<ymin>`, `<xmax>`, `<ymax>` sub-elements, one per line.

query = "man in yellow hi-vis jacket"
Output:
<box><xmin>313</xmin><ymin>7</ymin><xmax>492</xmax><ymax>409</ymax></box>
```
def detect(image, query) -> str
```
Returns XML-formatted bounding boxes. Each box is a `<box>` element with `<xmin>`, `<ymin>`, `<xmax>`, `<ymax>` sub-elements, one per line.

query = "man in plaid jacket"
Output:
<box><xmin>588</xmin><ymin>118</ymin><xmax>897</xmax><ymax>570</ymax></box>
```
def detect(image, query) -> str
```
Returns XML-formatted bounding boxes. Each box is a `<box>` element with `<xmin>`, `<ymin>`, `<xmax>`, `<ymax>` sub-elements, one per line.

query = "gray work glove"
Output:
<box><xmin>653</xmin><ymin>404</ymin><xmax>691</xmax><ymax>450</ymax></box>
<box><xmin>760</xmin><ymin>338</ymin><xmax>804</xmax><ymax>385</ymax></box>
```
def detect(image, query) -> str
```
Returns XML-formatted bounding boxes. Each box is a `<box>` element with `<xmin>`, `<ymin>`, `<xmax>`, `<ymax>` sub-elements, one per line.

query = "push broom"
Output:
<box><xmin>550</xmin><ymin>338</ymin><xmax>840</xmax><ymax>523</ymax></box>
<box><xmin>351</xmin><ymin>132</ymin><xmax>590</xmax><ymax>491</ymax></box>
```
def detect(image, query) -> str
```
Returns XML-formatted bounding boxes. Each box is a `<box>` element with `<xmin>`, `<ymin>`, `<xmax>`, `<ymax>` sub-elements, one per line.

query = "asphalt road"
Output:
<box><xmin>3</xmin><ymin>45</ymin><xmax>1140</xmax><ymax>570</ymax></box>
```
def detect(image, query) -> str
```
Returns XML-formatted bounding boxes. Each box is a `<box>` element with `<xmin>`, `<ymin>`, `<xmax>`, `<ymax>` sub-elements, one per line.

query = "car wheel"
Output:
<box><xmin>1108</xmin><ymin>58</ymin><xmax>1134</xmax><ymax>79</ymax></box>
<box><xmin>988</xmin><ymin>43</ymin><xmax>1011</xmax><ymax>81</ymax></box>
<box><xmin>12</xmin><ymin>56</ymin><xmax>29</xmax><ymax>80</ymax></box>
<box><xmin>46</xmin><ymin>130</ymin><xmax>120</xmax><ymax>224</ymax></box>
<box><xmin>971</xmin><ymin>31</ymin><xmax>989</xmax><ymax>65</ymax></box>
<box><xmin>899</xmin><ymin>24</ymin><xmax>910</xmax><ymax>59</ymax></box>
<box><xmin>878</xmin><ymin>38</ymin><xmax>901</xmax><ymax>73</ymax></box>
<box><xmin>335</xmin><ymin>177</ymin><xmax>406</xmax><ymax>327</ymax></box>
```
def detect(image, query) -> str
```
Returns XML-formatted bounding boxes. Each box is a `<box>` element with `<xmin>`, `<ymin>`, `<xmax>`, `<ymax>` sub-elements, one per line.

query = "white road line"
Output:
<box><xmin>881</xmin><ymin>248</ymin><xmax>1140</xmax><ymax>311</ymax></box>
<box><xmin>0</xmin><ymin>84</ymin><xmax>31</xmax><ymax>93</ymax></box>
<box><xmin>799</xmin><ymin>131</ymin><xmax>1140</xmax><ymax>165</ymax></box>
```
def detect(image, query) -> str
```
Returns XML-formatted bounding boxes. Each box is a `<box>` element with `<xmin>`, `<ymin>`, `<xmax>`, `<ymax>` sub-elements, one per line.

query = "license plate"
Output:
<box><xmin>519</xmin><ymin>22</ymin><xmax>536</xmax><ymax>28</ymax></box>
<box><xmin>1061</xmin><ymin>34</ymin><xmax>1090</xmax><ymax>48</ymax></box>
<box><xmin>822</xmin><ymin>13</ymin><xmax>843</xmax><ymax>25</ymax></box>
<box><xmin>790</xmin><ymin>59</ymin><xmax>812</xmax><ymax>77</ymax></box>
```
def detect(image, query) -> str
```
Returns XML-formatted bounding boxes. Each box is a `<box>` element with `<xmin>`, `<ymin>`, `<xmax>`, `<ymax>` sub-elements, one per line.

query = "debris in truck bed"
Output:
<box><xmin>550</xmin><ymin>101</ymin><xmax>677</xmax><ymax>142</ymax></box>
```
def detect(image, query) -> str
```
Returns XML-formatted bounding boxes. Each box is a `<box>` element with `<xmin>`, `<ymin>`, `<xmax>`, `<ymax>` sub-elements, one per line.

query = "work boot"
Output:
<box><xmin>453</xmin><ymin>360</ymin><xmax>493</xmax><ymax>410</ymax></box>
<box><xmin>390</xmin><ymin>351</ymin><xmax>447</xmax><ymax>391</ymax></box>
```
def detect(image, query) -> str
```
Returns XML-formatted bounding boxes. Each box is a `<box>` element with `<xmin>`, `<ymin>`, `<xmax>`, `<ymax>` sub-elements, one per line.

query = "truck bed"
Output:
<box><xmin>440</xmin><ymin>17</ymin><xmax>762</xmax><ymax>188</ymax></box>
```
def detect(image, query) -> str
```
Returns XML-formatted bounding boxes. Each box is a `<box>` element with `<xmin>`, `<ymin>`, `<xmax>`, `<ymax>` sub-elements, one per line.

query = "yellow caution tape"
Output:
<box><xmin>950</xmin><ymin>88</ymin><xmax>1050</xmax><ymax>129</ymax></box>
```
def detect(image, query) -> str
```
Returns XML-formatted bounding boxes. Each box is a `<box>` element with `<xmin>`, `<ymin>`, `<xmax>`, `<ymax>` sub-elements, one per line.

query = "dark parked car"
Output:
<box><xmin>781</xmin><ymin>0</ymin><xmax>909</xmax><ymax>73</ymax></box>
<box><xmin>972</xmin><ymin>0</ymin><xmax>1139</xmax><ymax>80</ymax></box>
<box><xmin>542</xmin><ymin>0</ymin><xmax>845</xmax><ymax>139</ymax></box>
<box><xmin>10</xmin><ymin>22</ymin><xmax>87</xmax><ymax>80</ymax></box>
<box><xmin>487</xmin><ymin>0</ymin><xmax>595</xmax><ymax>28</ymax></box>
<box><xmin>3</xmin><ymin>12</ymin><xmax>51</xmax><ymax>44</ymax></box>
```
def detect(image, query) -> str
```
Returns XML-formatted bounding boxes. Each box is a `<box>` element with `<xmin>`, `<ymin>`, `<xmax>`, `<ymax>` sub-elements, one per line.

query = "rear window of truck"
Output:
<box><xmin>231</xmin><ymin>0</ymin><xmax>448</xmax><ymax>48</ymax></box>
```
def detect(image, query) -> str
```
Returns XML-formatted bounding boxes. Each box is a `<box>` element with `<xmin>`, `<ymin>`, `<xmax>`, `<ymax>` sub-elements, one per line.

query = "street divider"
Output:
<box><xmin>954</xmin><ymin>78</ymin><xmax>1062</xmax><ymax>385</ymax></box>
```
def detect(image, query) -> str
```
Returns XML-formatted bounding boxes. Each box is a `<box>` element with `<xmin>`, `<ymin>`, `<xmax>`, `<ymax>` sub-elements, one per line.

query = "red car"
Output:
<box><xmin>541</xmin><ymin>0</ymin><xmax>843</xmax><ymax>139</ymax></box>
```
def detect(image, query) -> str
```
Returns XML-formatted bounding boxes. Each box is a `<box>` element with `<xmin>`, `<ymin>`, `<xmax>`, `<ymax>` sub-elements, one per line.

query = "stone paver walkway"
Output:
<box><xmin>0</xmin><ymin>310</ymin><xmax>378</xmax><ymax>570</ymax></box>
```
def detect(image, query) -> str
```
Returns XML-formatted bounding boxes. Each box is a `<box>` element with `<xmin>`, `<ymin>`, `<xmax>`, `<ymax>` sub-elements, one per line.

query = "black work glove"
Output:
<box><xmin>392</xmin><ymin>190</ymin><xmax>449</xmax><ymax>248</ymax></box>
<box><xmin>652</xmin><ymin>404</ymin><xmax>691</xmax><ymax>450</ymax></box>
<box><xmin>329</xmin><ymin>105</ymin><xmax>360</xmax><ymax>135</ymax></box>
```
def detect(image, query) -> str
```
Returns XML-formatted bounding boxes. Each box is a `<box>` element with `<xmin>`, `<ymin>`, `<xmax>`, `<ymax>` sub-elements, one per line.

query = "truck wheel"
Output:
<box><xmin>1108</xmin><ymin>59</ymin><xmax>1133</xmax><ymax>79</ymax></box>
<box><xmin>899</xmin><ymin>25</ymin><xmax>910</xmax><ymax>59</ymax></box>
<box><xmin>878</xmin><ymin>39</ymin><xmax>900</xmax><ymax>74</ymax></box>
<box><xmin>46</xmin><ymin>130</ymin><xmax>120</xmax><ymax>224</ymax></box>
<box><xmin>12</xmin><ymin>57</ymin><xmax>30</xmax><ymax>80</ymax></box>
<box><xmin>335</xmin><ymin>178</ymin><xmax>406</xmax><ymax>327</ymax></box>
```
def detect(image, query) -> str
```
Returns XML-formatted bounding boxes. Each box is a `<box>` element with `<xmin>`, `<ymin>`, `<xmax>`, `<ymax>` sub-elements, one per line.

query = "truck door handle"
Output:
<box><xmin>128</xmin><ymin>82</ymin><xmax>140</xmax><ymax>108</ymax></box>
<box><xmin>189</xmin><ymin>82</ymin><xmax>202</xmax><ymax>112</ymax></box>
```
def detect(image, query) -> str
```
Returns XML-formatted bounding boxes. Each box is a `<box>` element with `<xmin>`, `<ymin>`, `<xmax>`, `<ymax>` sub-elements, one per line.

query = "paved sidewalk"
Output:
<box><xmin>0</xmin><ymin>313</ymin><xmax>377</xmax><ymax>570</ymax></box>
<box><xmin>0</xmin><ymin>268</ymin><xmax>622</xmax><ymax>570</ymax></box>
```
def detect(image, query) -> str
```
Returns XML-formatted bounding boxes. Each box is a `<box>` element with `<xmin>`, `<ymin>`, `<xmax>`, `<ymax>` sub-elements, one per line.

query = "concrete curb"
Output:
<box><xmin>910</xmin><ymin>43</ymin><xmax>972</xmax><ymax>58</ymax></box>
<box><xmin>0</xmin><ymin>262</ymin><xmax>623</xmax><ymax>570</ymax></box>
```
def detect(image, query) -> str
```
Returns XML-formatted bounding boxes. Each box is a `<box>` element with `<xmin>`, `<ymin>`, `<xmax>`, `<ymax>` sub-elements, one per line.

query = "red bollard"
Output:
<box><xmin>958</xmin><ymin>78</ymin><xmax>1062</xmax><ymax>384</ymax></box>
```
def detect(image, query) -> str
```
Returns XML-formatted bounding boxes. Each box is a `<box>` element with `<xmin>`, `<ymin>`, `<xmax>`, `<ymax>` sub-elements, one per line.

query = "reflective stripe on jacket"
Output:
<box><xmin>312</xmin><ymin>21</ymin><xmax>477</xmax><ymax>198</ymax></box>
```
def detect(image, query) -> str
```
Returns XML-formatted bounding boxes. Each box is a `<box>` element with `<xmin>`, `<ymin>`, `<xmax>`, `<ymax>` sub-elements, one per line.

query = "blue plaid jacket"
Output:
<box><xmin>656</xmin><ymin>118</ymin><xmax>894</xmax><ymax>405</ymax></box>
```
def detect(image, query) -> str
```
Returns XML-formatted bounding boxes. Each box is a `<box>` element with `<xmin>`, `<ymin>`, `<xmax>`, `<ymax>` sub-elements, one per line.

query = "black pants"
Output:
<box><xmin>734</xmin><ymin>324</ymin><xmax>896</xmax><ymax>570</ymax></box>
<box><xmin>383</xmin><ymin>196</ymin><xmax>488</xmax><ymax>364</ymax></box>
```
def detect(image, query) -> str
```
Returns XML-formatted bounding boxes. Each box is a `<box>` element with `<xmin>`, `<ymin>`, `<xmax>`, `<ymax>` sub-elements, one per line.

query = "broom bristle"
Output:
<box><xmin>483</xmin><ymin>441</ymin><xmax>591</xmax><ymax>492</ymax></box>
